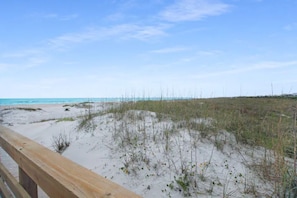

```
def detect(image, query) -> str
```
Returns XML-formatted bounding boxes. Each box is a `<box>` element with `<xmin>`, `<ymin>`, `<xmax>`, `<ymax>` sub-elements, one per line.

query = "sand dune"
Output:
<box><xmin>0</xmin><ymin>103</ymin><xmax>275</xmax><ymax>197</ymax></box>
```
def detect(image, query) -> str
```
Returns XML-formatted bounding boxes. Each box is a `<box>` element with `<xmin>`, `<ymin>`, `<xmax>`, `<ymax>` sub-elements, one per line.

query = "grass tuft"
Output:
<box><xmin>52</xmin><ymin>132</ymin><xmax>70</xmax><ymax>154</ymax></box>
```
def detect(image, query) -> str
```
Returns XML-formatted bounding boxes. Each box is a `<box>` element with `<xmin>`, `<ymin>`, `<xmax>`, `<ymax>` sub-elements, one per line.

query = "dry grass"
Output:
<box><xmin>52</xmin><ymin>132</ymin><xmax>70</xmax><ymax>154</ymax></box>
<box><xmin>111</xmin><ymin>97</ymin><xmax>297</xmax><ymax>151</ymax></box>
<box><xmin>3</xmin><ymin>107</ymin><xmax>42</xmax><ymax>111</ymax></box>
<box><xmin>106</xmin><ymin>96</ymin><xmax>297</xmax><ymax>196</ymax></box>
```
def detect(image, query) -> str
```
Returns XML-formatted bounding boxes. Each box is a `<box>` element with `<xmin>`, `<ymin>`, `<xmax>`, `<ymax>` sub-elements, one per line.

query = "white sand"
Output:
<box><xmin>0</xmin><ymin>103</ymin><xmax>275</xmax><ymax>197</ymax></box>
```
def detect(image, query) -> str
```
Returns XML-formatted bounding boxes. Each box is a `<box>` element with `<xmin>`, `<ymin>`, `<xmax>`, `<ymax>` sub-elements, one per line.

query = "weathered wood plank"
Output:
<box><xmin>0</xmin><ymin>125</ymin><xmax>141</xmax><ymax>198</ymax></box>
<box><xmin>0</xmin><ymin>162</ymin><xmax>31</xmax><ymax>198</ymax></box>
<box><xmin>19</xmin><ymin>167</ymin><xmax>37</xmax><ymax>198</ymax></box>
<box><xmin>0</xmin><ymin>177</ymin><xmax>14</xmax><ymax>198</ymax></box>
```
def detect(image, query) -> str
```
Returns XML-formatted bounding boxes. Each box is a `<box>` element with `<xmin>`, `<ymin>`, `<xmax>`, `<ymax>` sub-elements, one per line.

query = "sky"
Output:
<box><xmin>1</xmin><ymin>0</ymin><xmax>297</xmax><ymax>98</ymax></box>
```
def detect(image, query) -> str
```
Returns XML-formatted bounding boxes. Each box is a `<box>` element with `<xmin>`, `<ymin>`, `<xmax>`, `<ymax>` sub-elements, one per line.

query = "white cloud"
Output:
<box><xmin>284</xmin><ymin>22</ymin><xmax>297</xmax><ymax>31</ymax></box>
<box><xmin>43</xmin><ymin>13</ymin><xmax>58</xmax><ymax>19</ymax></box>
<box><xmin>0</xmin><ymin>49</ymin><xmax>48</xmax><ymax>71</ymax></box>
<box><xmin>2</xmin><ymin>49</ymin><xmax>43</xmax><ymax>58</ymax></box>
<box><xmin>196</xmin><ymin>50</ymin><xmax>222</xmax><ymax>56</ymax></box>
<box><xmin>160</xmin><ymin>0</ymin><xmax>230</xmax><ymax>22</ymax></box>
<box><xmin>42</xmin><ymin>13</ymin><xmax>78</xmax><ymax>21</ymax></box>
<box><xmin>192</xmin><ymin>60</ymin><xmax>297</xmax><ymax>79</ymax></box>
<box><xmin>0</xmin><ymin>63</ymin><xmax>15</xmax><ymax>72</ymax></box>
<box><xmin>150</xmin><ymin>47</ymin><xmax>188</xmax><ymax>54</ymax></box>
<box><xmin>251</xmin><ymin>60</ymin><xmax>297</xmax><ymax>70</ymax></box>
<box><xmin>105</xmin><ymin>13</ymin><xmax>125</xmax><ymax>21</ymax></box>
<box><xmin>61</xmin><ymin>14</ymin><xmax>78</xmax><ymax>21</ymax></box>
<box><xmin>48</xmin><ymin>24</ymin><xmax>169</xmax><ymax>49</ymax></box>
<box><xmin>127</xmin><ymin>24</ymin><xmax>169</xmax><ymax>40</ymax></box>
<box><xmin>25</xmin><ymin>57</ymin><xmax>48</xmax><ymax>68</ymax></box>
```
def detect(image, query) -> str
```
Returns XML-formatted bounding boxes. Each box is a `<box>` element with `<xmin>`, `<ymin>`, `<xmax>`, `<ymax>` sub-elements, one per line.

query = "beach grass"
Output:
<box><xmin>110</xmin><ymin>96</ymin><xmax>297</xmax><ymax>151</ymax></box>
<box><xmin>105</xmin><ymin>96</ymin><xmax>297</xmax><ymax>196</ymax></box>
<box><xmin>74</xmin><ymin>95</ymin><xmax>297</xmax><ymax>196</ymax></box>
<box><xmin>3</xmin><ymin>107</ymin><xmax>42</xmax><ymax>112</ymax></box>
<box><xmin>56</xmin><ymin>117</ymin><xmax>75</xmax><ymax>122</ymax></box>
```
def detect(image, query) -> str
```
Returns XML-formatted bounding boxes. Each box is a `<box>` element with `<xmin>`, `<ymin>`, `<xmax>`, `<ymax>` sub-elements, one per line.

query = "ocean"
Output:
<box><xmin>0</xmin><ymin>97</ymin><xmax>182</xmax><ymax>106</ymax></box>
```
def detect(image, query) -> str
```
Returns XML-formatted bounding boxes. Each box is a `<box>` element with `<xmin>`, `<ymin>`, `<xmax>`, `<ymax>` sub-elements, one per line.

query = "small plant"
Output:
<box><xmin>175</xmin><ymin>174</ymin><xmax>191</xmax><ymax>196</ymax></box>
<box><xmin>279</xmin><ymin>168</ymin><xmax>297</xmax><ymax>198</ymax></box>
<box><xmin>57</xmin><ymin>117</ymin><xmax>75</xmax><ymax>122</ymax></box>
<box><xmin>214</xmin><ymin>138</ymin><xmax>224</xmax><ymax>151</ymax></box>
<box><xmin>0</xmin><ymin>111</ymin><xmax>3</xmax><ymax>124</ymax></box>
<box><xmin>167</xmin><ymin>181</ymin><xmax>175</xmax><ymax>190</ymax></box>
<box><xmin>77</xmin><ymin>104</ymin><xmax>97</xmax><ymax>132</ymax></box>
<box><xmin>164</xmin><ymin>129</ymin><xmax>171</xmax><ymax>152</ymax></box>
<box><xmin>13</xmin><ymin>107</ymin><xmax>42</xmax><ymax>111</ymax></box>
<box><xmin>198</xmin><ymin>161</ymin><xmax>209</xmax><ymax>182</ymax></box>
<box><xmin>52</xmin><ymin>132</ymin><xmax>70</xmax><ymax>154</ymax></box>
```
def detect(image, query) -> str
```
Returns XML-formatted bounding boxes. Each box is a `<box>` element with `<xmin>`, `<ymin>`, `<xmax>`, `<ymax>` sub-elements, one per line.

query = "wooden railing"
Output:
<box><xmin>0</xmin><ymin>125</ymin><xmax>141</xmax><ymax>198</ymax></box>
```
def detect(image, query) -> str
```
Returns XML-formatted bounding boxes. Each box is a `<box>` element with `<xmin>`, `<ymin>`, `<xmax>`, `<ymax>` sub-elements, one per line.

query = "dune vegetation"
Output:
<box><xmin>73</xmin><ymin>96</ymin><xmax>297</xmax><ymax>197</ymax></box>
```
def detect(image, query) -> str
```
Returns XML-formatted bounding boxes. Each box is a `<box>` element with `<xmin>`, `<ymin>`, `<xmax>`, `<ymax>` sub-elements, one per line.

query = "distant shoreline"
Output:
<box><xmin>0</xmin><ymin>97</ymin><xmax>188</xmax><ymax>106</ymax></box>
<box><xmin>0</xmin><ymin>98</ymin><xmax>120</xmax><ymax>106</ymax></box>
<box><xmin>1</xmin><ymin>94</ymin><xmax>295</xmax><ymax>106</ymax></box>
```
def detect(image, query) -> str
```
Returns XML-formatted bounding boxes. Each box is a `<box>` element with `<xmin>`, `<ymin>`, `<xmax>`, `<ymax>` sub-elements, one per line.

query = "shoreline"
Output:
<box><xmin>0</xmin><ymin>97</ymin><xmax>190</xmax><ymax>106</ymax></box>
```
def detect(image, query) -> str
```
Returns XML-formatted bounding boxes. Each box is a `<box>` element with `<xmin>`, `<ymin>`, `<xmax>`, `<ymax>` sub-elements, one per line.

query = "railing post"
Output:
<box><xmin>19</xmin><ymin>167</ymin><xmax>37</xmax><ymax>198</ymax></box>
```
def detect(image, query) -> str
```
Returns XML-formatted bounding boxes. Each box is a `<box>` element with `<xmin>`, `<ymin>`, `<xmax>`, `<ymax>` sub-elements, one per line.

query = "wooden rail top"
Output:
<box><xmin>0</xmin><ymin>125</ymin><xmax>141</xmax><ymax>198</ymax></box>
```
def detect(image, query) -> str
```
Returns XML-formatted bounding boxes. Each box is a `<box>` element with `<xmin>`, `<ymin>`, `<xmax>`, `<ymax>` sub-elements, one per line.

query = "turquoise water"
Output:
<box><xmin>0</xmin><ymin>98</ymin><xmax>114</xmax><ymax>106</ymax></box>
<box><xmin>0</xmin><ymin>97</ymin><xmax>183</xmax><ymax>106</ymax></box>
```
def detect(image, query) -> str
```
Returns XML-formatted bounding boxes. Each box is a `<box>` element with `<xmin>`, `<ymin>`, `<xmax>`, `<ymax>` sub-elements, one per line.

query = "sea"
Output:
<box><xmin>0</xmin><ymin>97</ymin><xmax>184</xmax><ymax>106</ymax></box>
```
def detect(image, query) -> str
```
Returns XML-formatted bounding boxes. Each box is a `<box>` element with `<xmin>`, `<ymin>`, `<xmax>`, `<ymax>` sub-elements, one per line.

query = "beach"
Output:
<box><xmin>0</xmin><ymin>101</ymin><xmax>279</xmax><ymax>197</ymax></box>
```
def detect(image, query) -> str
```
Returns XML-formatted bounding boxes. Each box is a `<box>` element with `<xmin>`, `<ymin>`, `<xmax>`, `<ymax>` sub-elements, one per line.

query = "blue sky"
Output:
<box><xmin>1</xmin><ymin>0</ymin><xmax>297</xmax><ymax>98</ymax></box>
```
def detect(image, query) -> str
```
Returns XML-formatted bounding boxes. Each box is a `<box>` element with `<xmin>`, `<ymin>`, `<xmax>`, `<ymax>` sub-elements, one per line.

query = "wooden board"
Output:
<box><xmin>0</xmin><ymin>125</ymin><xmax>141</xmax><ymax>198</ymax></box>
<box><xmin>0</xmin><ymin>161</ymin><xmax>31</xmax><ymax>198</ymax></box>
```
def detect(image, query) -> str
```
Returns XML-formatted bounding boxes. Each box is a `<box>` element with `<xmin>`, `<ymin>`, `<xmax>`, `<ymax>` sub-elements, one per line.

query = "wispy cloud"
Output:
<box><xmin>284</xmin><ymin>22</ymin><xmax>297</xmax><ymax>31</ymax></box>
<box><xmin>251</xmin><ymin>61</ymin><xmax>297</xmax><ymax>70</ymax></box>
<box><xmin>39</xmin><ymin>77</ymin><xmax>68</xmax><ymax>87</ymax></box>
<box><xmin>42</xmin><ymin>13</ymin><xmax>78</xmax><ymax>21</ymax></box>
<box><xmin>60</xmin><ymin>14</ymin><xmax>78</xmax><ymax>21</ymax></box>
<box><xmin>126</xmin><ymin>24</ymin><xmax>169</xmax><ymax>40</ymax></box>
<box><xmin>159</xmin><ymin>0</ymin><xmax>230</xmax><ymax>22</ymax></box>
<box><xmin>25</xmin><ymin>57</ymin><xmax>48</xmax><ymax>68</ymax></box>
<box><xmin>196</xmin><ymin>50</ymin><xmax>222</xmax><ymax>56</ymax></box>
<box><xmin>0</xmin><ymin>63</ymin><xmax>16</xmax><ymax>72</ymax></box>
<box><xmin>176</xmin><ymin>49</ymin><xmax>221</xmax><ymax>63</ymax></box>
<box><xmin>193</xmin><ymin>60</ymin><xmax>297</xmax><ymax>79</ymax></box>
<box><xmin>0</xmin><ymin>49</ymin><xmax>48</xmax><ymax>71</ymax></box>
<box><xmin>48</xmin><ymin>24</ymin><xmax>169</xmax><ymax>49</ymax></box>
<box><xmin>43</xmin><ymin>13</ymin><xmax>58</xmax><ymax>19</ymax></box>
<box><xmin>150</xmin><ymin>47</ymin><xmax>188</xmax><ymax>54</ymax></box>
<box><xmin>1</xmin><ymin>49</ymin><xmax>43</xmax><ymax>58</ymax></box>
<box><xmin>105</xmin><ymin>13</ymin><xmax>125</xmax><ymax>21</ymax></box>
